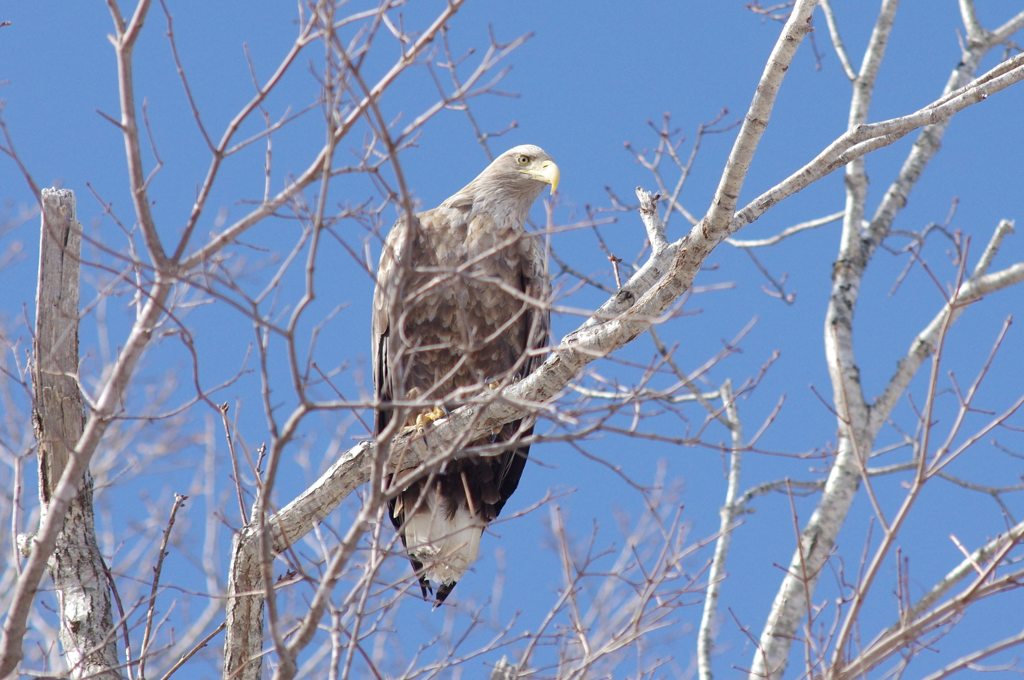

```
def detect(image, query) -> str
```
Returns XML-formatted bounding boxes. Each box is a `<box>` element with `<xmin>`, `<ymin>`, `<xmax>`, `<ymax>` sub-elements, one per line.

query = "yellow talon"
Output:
<box><xmin>414</xmin><ymin>406</ymin><xmax>446</xmax><ymax>429</ymax></box>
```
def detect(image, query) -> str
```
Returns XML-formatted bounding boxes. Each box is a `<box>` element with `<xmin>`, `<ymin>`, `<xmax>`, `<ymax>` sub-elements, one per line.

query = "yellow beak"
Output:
<box><xmin>530</xmin><ymin>160</ymin><xmax>560</xmax><ymax>195</ymax></box>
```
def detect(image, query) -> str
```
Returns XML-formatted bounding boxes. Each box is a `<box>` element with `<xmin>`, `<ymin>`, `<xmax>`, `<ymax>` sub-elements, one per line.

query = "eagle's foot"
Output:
<box><xmin>413</xmin><ymin>406</ymin><xmax>446</xmax><ymax>429</ymax></box>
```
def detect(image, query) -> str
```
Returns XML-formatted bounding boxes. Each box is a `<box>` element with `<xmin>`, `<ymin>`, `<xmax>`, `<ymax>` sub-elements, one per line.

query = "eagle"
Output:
<box><xmin>372</xmin><ymin>144</ymin><xmax>558</xmax><ymax>604</ymax></box>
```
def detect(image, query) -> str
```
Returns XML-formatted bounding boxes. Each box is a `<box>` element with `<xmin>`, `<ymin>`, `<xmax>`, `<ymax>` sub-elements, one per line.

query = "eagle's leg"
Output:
<box><xmin>485</xmin><ymin>380</ymin><xmax>506</xmax><ymax>436</ymax></box>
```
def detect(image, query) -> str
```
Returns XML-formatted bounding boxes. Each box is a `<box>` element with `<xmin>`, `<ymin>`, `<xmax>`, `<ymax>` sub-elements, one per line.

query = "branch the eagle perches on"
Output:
<box><xmin>222</xmin><ymin>186</ymin><xmax>682</xmax><ymax>677</ymax></box>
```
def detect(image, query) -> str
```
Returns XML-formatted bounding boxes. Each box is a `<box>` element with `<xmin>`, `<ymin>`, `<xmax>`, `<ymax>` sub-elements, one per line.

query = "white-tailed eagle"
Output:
<box><xmin>372</xmin><ymin>145</ymin><xmax>558</xmax><ymax>604</ymax></box>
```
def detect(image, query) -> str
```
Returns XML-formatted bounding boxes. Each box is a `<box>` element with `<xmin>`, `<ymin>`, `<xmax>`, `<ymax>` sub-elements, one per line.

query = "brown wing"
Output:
<box><xmin>372</xmin><ymin>213</ymin><xmax>414</xmax><ymax>437</ymax></box>
<box><xmin>372</xmin><ymin>207</ymin><xmax>550</xmax><ymax>601</ymax></box>
<box><xmin>487</xmin><ymin>229</ymin><xmax>550</xmax><ymax>517</ymax></box>
<box><xmin>373</xmin><ymin>214</ymin><xmax>435</xmax><ymax>596</ymax></box>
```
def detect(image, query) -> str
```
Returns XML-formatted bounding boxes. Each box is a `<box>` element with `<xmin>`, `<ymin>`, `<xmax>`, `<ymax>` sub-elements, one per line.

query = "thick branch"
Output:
<box><xmin>732</xmin><ymin>52</ymin><xmax>1024</xmax><ymax>235</ymax></box>
<box><xmin>705</xmin><ymin>0</ymin><xmax>817</xmax><ymax>233</ymax></box>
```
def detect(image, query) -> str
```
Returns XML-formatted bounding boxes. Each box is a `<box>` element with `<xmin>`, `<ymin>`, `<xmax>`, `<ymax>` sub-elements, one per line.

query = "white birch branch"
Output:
<box><xmin>705</xmin><ymin>0</ymin><xmax>818</xmax><ymax>236</ymax></box>
<box><xmin>726</xmin><ymin>211</ymin><xmax>844</xmax><ymax>248</ymax></box>
<box><xmin>698</xmin><ymin>381</ymin><xmax>741</xmax><ymax>680</ymax></box>
<box><xmin>819</xmin><ymin>0</ymin><xmax>857</xmax><ymax>81</ymax></box>
<box><xmin>871</xmin><ymin>255</ymin><xmax>1024</xmax><ymax>433</ymax></box>
<box><xmin>731</xmin><ymin>52</ymin><xmax>1024</xmax><ymax>237</ymax></box>
<box><xmin>750</xmin><ymin>6</ymin><xmax>1024</xmax><ymax>678</ymax></box>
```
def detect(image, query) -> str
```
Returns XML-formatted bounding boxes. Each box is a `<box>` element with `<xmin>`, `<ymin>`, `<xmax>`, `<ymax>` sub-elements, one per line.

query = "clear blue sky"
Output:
<box><xmin>2</xmin><ymin>2</ymin><xmax>1023</xmax><ymax>677</ymax></box>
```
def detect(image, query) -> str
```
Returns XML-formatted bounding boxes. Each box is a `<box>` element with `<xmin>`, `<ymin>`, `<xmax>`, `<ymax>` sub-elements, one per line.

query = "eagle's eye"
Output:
<box><xmin>515</xmin><ymin>154</ymin><xmax>531</xmax><ymax>166</ymax></box>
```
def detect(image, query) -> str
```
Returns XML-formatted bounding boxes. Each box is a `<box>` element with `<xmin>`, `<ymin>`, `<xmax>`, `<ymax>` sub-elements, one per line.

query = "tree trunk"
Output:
<box><xmin>32</xmin><ymin>188</ymin><xmax>121</xmax><ymax>679</ymax></box>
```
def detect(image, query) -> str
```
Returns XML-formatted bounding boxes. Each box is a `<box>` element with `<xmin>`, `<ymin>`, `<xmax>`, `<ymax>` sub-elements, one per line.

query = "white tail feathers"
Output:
<box><xmin>401</xmin><ymin>489</ymin><xmax>485</xmax><ymax>588</ymax></box>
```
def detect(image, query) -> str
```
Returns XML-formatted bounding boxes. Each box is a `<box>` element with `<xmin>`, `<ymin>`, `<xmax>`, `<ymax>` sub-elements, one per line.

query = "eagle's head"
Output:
<box><xmin>496</xmin><ymin>144</ymin><xmax>560</xmax><ymax>195</ymax></box>
<box><xmin>441</xmin><ymin>144</ymin><xmax>559</xmax><ymax>216</ymax></box>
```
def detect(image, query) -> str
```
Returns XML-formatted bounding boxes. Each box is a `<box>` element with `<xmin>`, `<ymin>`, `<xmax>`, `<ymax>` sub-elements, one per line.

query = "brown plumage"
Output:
<box><xmin>372</xmin><ymin>145</ymin><xmax>557</xmax><ymax>604</ymax></box>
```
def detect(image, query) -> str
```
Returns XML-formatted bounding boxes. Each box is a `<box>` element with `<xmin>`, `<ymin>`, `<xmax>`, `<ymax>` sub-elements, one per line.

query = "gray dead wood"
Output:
<box><xmin>32</xmin><ymin>188</ymin><xmax>121</xmax><ymax>679</ymax></box>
